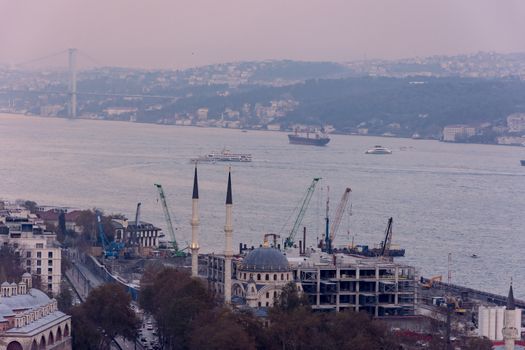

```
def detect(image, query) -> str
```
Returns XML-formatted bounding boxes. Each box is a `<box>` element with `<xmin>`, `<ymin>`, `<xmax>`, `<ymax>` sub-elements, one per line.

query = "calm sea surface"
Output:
<box><xmin>1</xmin><ymin>114</ymin><xmax>525</xmax><ymax>297</ymax></box>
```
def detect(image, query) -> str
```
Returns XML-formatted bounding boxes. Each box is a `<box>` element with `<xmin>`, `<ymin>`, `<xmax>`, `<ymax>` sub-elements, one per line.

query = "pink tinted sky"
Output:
<box><xmin>1</xmin><ymin>0</ymin><xmax>524</xmax><ymax>69</ymax></box>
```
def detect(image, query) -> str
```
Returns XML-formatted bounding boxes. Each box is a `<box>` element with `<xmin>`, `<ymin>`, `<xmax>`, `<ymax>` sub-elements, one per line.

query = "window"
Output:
<box><xmin>48</xmin><ymin>276</ymin><xmax>52</xmax><ymax>281</ymax></box>
<box><xmin>258</xmin><ymin>302</ymin><xmax>261</xmax><ymax>307</ymax></box>
<box><xmin>273</xmin><ymin>274</ymin><xmax>277</xmax><ymax>281</ymax></box>
<box><xmin>266</xmin><ymin>302</ymin><xmax>269</xmax><ymax>307</ymax></box>
<box><xmin>26</xmin><ymin>259</ymin><xmax>31</xmax><ymax>266</ymax></box>
<box><xmin>265</xmin><ymin>274</ymin><xmax>269</xmax><ymax>281</ymax></box>
<box><xmin>257</xmin><ymin>274</ymin><xmax>261</xmax><ymax>281</ymax></box>
<box><xmin>26</xmin><ymin>251</ymin><xmax>31</xmax><ymax>258</ymax></box>
<box><xmin>47</xmin><ymin>284</ymin><xmax>52</xmax><ymax>290</ymax></box>
<box><xmin>48</xmin><ymin>260</ymin><xmax>53</xmax><ymax>266</ymax></box>
<box><xmin>36</xmin><ymin>260</ymin><xmax>41</xmax><ymax>266</ymax></box>
<box><xmin>266</xmin><ymin>292</ymin><xmax>269</xmax><ymax>298</ymax></box>
<box><xmin>281</xmin><ymin>273</ymin><xmax>284</xmax><ymax>280</ymax></box>
<box><xmin>36</xmin><ymin>243</ymin><xmax>43</xmax><ymax>249</ymax></box>
<box><xmin>36</xmin><ymin>252</ymin><xmax>41</xmax><ymax>258</ymax></box>
<box><xmin>48</xmin><ymin>252</ymin><xmax>53</xmax><ymax>258</ymax></box>
<box><xmin>48</xmin><ymin>268</ymin><xmax>52</xmax><ymax>273</ymax></box>
<box><xmin>36</xmin><ymin>268</ymin><xmax>41</xmax><ymax>274</ymax></box>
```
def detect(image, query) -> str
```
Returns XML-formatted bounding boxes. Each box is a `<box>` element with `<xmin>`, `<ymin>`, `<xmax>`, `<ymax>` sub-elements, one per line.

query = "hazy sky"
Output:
<box><xmin>1</xmin><ymin>0</ymin><xmax>525</xmax><ymax>69</ymax></box>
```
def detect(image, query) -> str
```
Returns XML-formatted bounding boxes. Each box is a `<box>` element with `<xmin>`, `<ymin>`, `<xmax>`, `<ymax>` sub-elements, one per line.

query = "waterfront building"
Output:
<box><xmin>496</xmin><ymin>136</ymin><xmax>525</xmax><ymax>146</ymax></box>
<box><xmin>507</xmin><ymin>113</ymin><xmax>525</xmax><ymax>133</ymax></box>
<box><xmin>111</xmin><ymin>219</ymin><xmax>161</xmax><ymax>254</ymax></box>
<box><xmin>442</xmin><ymin>124</ymin><xmax>477</xmax><ymax>142</ymax></box>
<box><xmin>0</xmin><ymin>273</ymin><xmax>72</xmax><ymax>350</ymax></box>
<box><xmin>0</xmin><ymin>212</ymin><xmax>62</xmax><ymax>296</ymax></box>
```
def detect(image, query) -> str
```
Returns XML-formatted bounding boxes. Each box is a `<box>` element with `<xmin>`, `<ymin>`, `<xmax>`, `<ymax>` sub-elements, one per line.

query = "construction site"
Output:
<box><xmin>52</xmin><ymin>169</ymin><xmax>524</xmax><ymax>348</ymax></box>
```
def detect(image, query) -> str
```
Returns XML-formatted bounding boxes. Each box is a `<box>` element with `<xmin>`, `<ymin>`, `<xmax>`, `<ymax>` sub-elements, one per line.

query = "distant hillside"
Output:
<box><xmin>152</xmin><ymin>76</ymin><xmax>525</xmax><ymax>137</ymax></box>
<box><xmin>283</xmin><ymin>76</ymin><xmax>525</xmax><ymax>136</ymax></box>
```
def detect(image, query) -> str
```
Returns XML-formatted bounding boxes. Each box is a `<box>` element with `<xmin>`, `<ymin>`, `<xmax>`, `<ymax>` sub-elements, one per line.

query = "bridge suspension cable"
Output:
<box><xmin>15</xmin><ymin>49</ymin><xmax>69</xmax><ymax>67</ymax></box>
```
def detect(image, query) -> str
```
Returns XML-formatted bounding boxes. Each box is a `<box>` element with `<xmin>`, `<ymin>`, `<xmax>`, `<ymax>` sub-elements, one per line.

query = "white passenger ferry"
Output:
<box><xmin>192</xmin><ymin>148</ymin><xmax>252</xmax><ymax>162</ymax></box>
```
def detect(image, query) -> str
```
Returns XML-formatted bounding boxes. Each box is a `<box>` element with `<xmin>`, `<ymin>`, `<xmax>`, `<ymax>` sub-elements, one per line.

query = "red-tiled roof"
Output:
<box><xmin>38</xmin><ymin>209</ymin><xmax>82</xmax><ymax>222</ymax></box>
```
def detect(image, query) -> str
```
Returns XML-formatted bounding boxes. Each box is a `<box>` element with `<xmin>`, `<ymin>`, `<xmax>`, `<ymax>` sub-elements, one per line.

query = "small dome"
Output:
<box><xmin>1</xmin><ymin>281</ymin><xmax>9</xmax><ymax>287</ymax></box>
<box><xmin>22</xmin><ymin>272</ymin><xmax>31</xmax><ymax>278</ymax></box>
<box><xmin>240</xmin><ymin>247</ymin><xmax>289</xmax><ymax>272</ymax></box>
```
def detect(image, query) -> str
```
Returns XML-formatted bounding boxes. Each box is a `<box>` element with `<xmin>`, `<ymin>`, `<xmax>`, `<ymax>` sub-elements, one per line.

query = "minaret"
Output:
<box><xmin>503</xmin><ymin>281</ymin><xmax>517</xmax><ymax>350</ymax></box>
<box><xmin>224</xmin><ymin>169</ymin><xmax>233</xmax><ymax>304</ymax></box>
<box><xmin>190</xmin><ymin>166</ymin><xmax>200</xmax><ymax>277</ymax></box>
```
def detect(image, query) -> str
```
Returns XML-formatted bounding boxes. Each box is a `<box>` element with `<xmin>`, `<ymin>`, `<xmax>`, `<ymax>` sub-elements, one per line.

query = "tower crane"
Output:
<box><xmin>96</xmin><ymin>210</ymin><xmax>123</xmax><ymax>258</ymax></box>
<box><xmin>123</xmin><ymin>203</ymin><xmax>141</xmax><ymax>259</ymax></box>
<box><xmin>326</xmin><ymin>187</ymin><xmax>351</xmax><ymax>253</ymax></box>
<box><xmin>284</xmin><ymin>177</ymin><xmax>321</xmax><ymax>249</ymax></box>
<box><xmin>154</xmin><ymin>184</ymin><xmax>185</xmax><ymax>256</ymax></box>
<box><xmin>380</xmin><ymin>217</ymin><xmax>394</xmax><ymax>257</ymax></box>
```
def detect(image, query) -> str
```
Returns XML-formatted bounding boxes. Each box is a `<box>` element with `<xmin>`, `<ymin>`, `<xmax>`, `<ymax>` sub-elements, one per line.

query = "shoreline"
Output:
<box><xmin>2</xmin><ymin>112</ymin><xmax>524</xmax><ymax>149</ymax></box>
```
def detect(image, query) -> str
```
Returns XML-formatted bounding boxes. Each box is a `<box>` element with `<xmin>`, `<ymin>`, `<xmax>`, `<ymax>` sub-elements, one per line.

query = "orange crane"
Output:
<box><xmin>325</xmin><ymin>187</ymin><xmax>352</xmax><ymax>253</ymax></box>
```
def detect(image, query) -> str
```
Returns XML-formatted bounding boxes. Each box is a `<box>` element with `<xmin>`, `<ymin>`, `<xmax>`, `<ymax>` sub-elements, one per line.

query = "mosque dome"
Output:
<box><xmin>239</xmin><ymin>247</ymin><xmax>289</xmax><ymax>272</ymax></box>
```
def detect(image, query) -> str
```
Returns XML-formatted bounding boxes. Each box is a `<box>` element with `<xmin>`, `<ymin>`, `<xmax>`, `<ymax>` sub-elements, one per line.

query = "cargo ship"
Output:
<box><xmin>288</xmin><ymin>130</ymin><xmax>330</xmax><ymax>146</ymax></box>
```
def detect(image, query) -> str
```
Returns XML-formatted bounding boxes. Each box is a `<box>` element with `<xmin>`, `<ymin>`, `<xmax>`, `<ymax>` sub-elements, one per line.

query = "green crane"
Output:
<box><xmin>154</xmin><ymin>183</ymin><xmax>185</xmax><ymax>256</ymax></box>
<box><xmin>284</xmin><ymin>177</ymin><xmax>321</xmax><ymax>249</ymax></box>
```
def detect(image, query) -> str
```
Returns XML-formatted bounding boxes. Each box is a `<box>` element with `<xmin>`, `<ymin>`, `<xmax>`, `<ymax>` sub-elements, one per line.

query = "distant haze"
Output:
<box><xmin>1</xmin><ymin>0</ymin><xmax>525</xmax><ymax>69</ymax></box>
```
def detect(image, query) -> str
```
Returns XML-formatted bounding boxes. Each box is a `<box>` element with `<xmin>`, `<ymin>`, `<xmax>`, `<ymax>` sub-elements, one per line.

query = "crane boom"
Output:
<box><xmin>380</xmin><ymin>217</ymin><xmax>394</xmax><ymax>257</ymax></box>
<box><xmin>284</xmin><ymin>177</ymin><xmax>321</xmax><ymax>248</ymax></box>
<box><xmin>95</xmin><ymin>210</ymin><xmax>109</xmax><ymax>249</ymax></box>
<box><xmin>96</xmin><ymin>210</ymin><xmax>121</xmax><ymax>258</ymax></box>
<box><xmin>154</xmin><ymin>184</ymin><xmax>179</xmax><ymax>252</ymax></box>
<box><xmin>329</xmin><ymin>187</ymin><xmax>352</xmax><ymax>242</ymax></box>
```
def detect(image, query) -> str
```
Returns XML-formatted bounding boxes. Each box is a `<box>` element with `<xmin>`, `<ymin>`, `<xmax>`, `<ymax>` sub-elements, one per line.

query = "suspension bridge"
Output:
<box><xmin>1</xmin><ymin>48</ymin><xmax>178</xmax><ymax>118</ymax></box>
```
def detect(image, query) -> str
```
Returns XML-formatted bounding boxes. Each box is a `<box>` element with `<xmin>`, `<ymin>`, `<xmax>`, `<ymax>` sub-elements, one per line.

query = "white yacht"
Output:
<box><xmin>365</xmin><ymin>145</ymin><xmax>393</xmax><ymax>155</ymax></box>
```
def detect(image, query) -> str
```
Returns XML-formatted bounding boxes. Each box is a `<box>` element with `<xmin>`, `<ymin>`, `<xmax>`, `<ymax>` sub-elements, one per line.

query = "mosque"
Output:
<box><xmin>193</xmin><ymin>167</ymin><xmax>417</xmax><ymax>316</ymax></box>
<box><xmin>0</xmin><ymin>273</ymin><xmax>71</xmax><ymax>350</ymax></box>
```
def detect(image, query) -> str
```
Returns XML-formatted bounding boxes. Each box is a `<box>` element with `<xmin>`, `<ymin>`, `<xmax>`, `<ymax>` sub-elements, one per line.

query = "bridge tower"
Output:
<box><xmin>68</xmin><ymin>48</ymin><xmax>77</xmax><ymax>118</ymax></box>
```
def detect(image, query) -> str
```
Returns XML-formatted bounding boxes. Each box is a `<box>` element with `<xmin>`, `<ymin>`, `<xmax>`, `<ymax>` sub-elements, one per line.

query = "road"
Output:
<box><xmin>66</xmin><ymin>258</ymin><xmax>158</xmax><ymax>349</ymax></box>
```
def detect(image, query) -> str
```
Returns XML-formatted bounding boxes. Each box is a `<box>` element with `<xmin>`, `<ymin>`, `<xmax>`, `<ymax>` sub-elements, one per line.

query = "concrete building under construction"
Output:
<box><xmin>203</xmin><ymin>167</ymin><xmax>416</xmax><ymax>317</ymax></box>
<box><xmin>207</xmin><ymin>249</ymin><xmax>416</xmax><ymax>317</ymax></box>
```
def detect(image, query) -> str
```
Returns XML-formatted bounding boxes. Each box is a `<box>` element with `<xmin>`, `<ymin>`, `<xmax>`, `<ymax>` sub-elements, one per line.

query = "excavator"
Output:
<box><xmin>420</xmin><ymin>275</ymin><xmax>442</xmax><ymax>289</ymax></box>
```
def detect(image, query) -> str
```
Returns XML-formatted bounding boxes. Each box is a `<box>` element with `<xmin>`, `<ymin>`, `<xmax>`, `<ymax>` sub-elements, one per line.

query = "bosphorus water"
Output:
<box><xmin>1</xmin><ymin>114</ymin><xmax>525</xmax><ymax>297</ymax></box>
